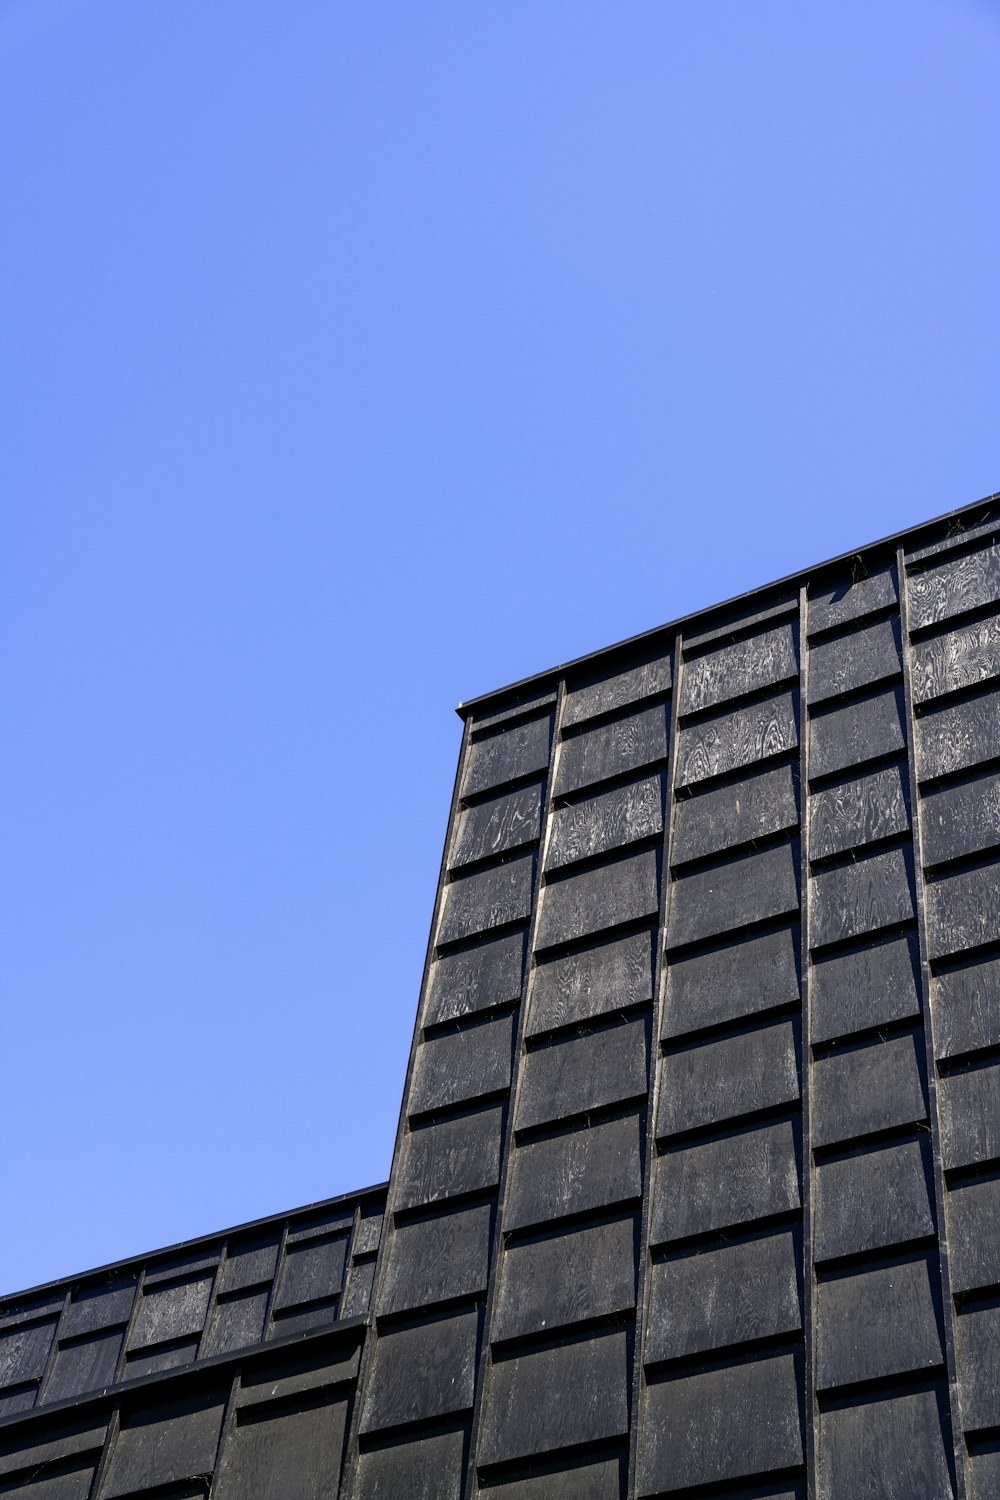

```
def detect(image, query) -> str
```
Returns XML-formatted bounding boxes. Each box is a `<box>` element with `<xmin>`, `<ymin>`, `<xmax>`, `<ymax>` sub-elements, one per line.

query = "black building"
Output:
<box><xmin>4</xmin><ymin>492</ymin><xmax>1000</xmax><ymax>1498</ymax></box>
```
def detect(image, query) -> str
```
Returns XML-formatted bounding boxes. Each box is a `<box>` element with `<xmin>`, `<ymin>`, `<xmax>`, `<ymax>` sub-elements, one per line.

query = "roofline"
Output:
<box><xmin>455</xmin><ymin>486</ymin><xmax>1000</xmax><ymax>721</ymax></box>
<box><xmin>1</xmin><ymin>1180</ymin><xmax>389</xmax><ymax>1305</ymax></box>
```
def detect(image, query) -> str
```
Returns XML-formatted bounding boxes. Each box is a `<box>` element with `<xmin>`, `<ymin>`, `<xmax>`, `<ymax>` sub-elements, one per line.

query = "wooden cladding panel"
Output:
<box><xmin>680</xmin><ymin>621</ymin><xmax>798</xmax><ymax>715</ymax></box>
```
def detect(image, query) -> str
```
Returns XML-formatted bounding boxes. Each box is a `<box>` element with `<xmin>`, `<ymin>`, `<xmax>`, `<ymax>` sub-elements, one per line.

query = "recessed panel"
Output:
<box><xmin>809</xmin><ymin>686</ymin><xmax>906</xmax><ymax>779</ymax></box>
<box><xmin>957</xmin><ymin>1303</ymin><xmax>1000</xmax><ymax>1432</ymax></box>
<box><xmin>527</xmin><ymin>930</ymin><xmax>654</xmax><ymax>1036</ymax></box>
<box><xmin>645</xmin><ymin>1229</ymin><xmax>801</xmax><ymax>1363</ymax></box>
<box><xmin>676</xmin><ymin>690</ymin><xmax>799</xmax><ymax>786</ymax></box>
<box><xmin>358</xmin><ymin>1310</ymin><xmax>479</xmax><ymax>1433</ymax></box>
<box><xmin>912</xmin><ymin>614</ymin><xmax>1000</xmax><ymax>703</ymax></box>
<box><xmin>492</xmin><ymin>1217</ymin><xmax>635</xmax><ymax>1343</ymax></box>
<box><xmin>669</xmin><ymin>841</ymin><xmax>800</xmax><ymax>948</ymax></box>
<box><xmin>555</xmin><ymin>704</ymin><xmax>668</xmax><ymax>798</ymax></box>
<box><xmin>101</xmin><ymin>1389</ymin><xmax>226</xmax><ymax>1497</ymax></box>
<box><xmin>546</xmin><ymin>775</ymin><xmax>662</xmax><ymax>871</ymax></box>
<box><xmin>662</xmin><ymin>925</ymin><xmax>800</xmax><ymax>1038</ymax></box>
<box><xmin>939</xmin><ymin>1062</ymin><xmax>1000</xmax><ymax>1171</ymax></box>
<box><xmin>516</xmin><ymin>1018</ymin><xmax>648</xmax><ymax>1130</ymax></box>
<box><xmin>934</xmin><ymin>954</ymin><xmax>1000</xmax><ymax>1058</ymax></box>
<box><xmin>563</xmin><ymin>654</ymin><xmax>671</xmax><ymax>727</ymax></box>
<box><xmin>638</xmin><ymin>1352</ymin><xmax>803</xmax><ymax>1495</ymax></box>
<box><xmin>810</xmin><ymin>565</ymin><xmax>897</xmax><ymax>633</ymax></box>
<box><xmin>816</xmin><ymin>1256</ymin><xmax>943</xmax><ymax>1389</ymax></box>
<box><xmin>0</xmin><ymin>1322</ymin><xmax>55</xmax><ymax>1390</ymax></box>
<box><xmin>809</xmin><ymin>764</ymin><xmax>909</xmax><ymax>861</ymax></box>
<box><xmin>478</xmin><ymin>1328</ymin><xmax>629</xmax><ymax>1468</ymax></box>
<box><xmin>908</xmin><ymin>541</ymin><xmax>1000</xmax><ymax>630</ymax></box>
<box><xmin>680</xmin><ymin>621</ymin><xmax>798</xmax><ymax>715</ymax></box>
<box><xmin>452</xmin><ymin>783</ymin><xmax>543</xmax><ymax>868</ymax></box>
<box><xmin>809</xmin><ymin>616</ymin><xmax>901</xmax><ymax>705</ymax></box>
<box><xmin>535</xmin><ymin>850</ymin><xmax>659</xmax><ymax>951</ymax></box>
<box><xmin>424</xmin><ymin>932</ymin><xmax>525</xmax><ymax>1027</ymax></box>
<box><xmin>656</xmin><ymin>1018</ymin><xmax>799</xmax><ymax>1138</ymax></box>
<box><xmin>464</xmin><ymin>715</ymin><xmax>552</xmax><ymax>797</ymax></box>
<box><xmin>922</xmin><ymin>770</ymin><xmax>1000</xmax><ymax>868</ymax></box>
<box><xmin>812</xmin><ymin>1032</ymin><xmax>927</xmax><ymax>1148</ymax></box>
<box><xmin>927</xmin><ymin>863</ymin><xmax>1000</xmax><ymax>959</ymax></box>
<box><xmin>129</xmin><ymin>1276</ymin><xmax>212</xmax><ymax>1350</ymax></box>
<box><xmin>810</xmin><ymin>846</ymin><xmax>914</xmax><ymax>951</ymax></box>
<box><xmin>651</xmin><ymin>1118</ymin><xmax>800</xmax><ymax>1244</ymax></box>
<box><xmin>811</xmin><ymin>934</ymin><xmax>920</xmax><ymax>1043</ymax></box>
<box><xmin>818</xmin><ymin>1388</ymin><xmax>954</xmax><ymax>1500</ymax></box>
<box><xmin>394</xmin><ymin>1106</ymin><xmax>504</xmax><ymax>1212</ymax></box>
<box><xmin>353</xmin><ymin>1428</ymin><xmax>465</xmax><ymax>1500</ymax></box>
<box><xmin>379</xmin><ymin>1203</ymin><xmax>492</xmax><ymax>1316</ymax></box>
<box><xmin>409</xmin><ymin>1014</ymin><xmax>514</xmax><ymax>1117</ymax></box>
<box><xmin>214</xmin><ymin>1397</ymin><xmax>349</xmax><ymax>1500</ymax></box>
<box><xmin>45</xmin><ymin>1330</ymin><xmax>125</xmax><ymax>1403</ymax></box>
<box><xmin>505</xmin><ymin>1113</ymin><xmax>643</xmax><ymax>1232</ymax></box>
<box><xmin>273</xmin><ymin>1236</ymin><xmax>348</xmax><ymax>1310</ymax></box>
<box><xmin>813</xmin><ymin>1139</ymin><xmax>935</xmax><ymax>1262</ymax></box>
<box><xmin>948</xmin><ymin>1176</ymin><xmax>1000</xmax><ymax>1294</ymax></box>
<box><xmin>437</xmin><ymin>855</ymin><xmax>534</xmax><ymax>947</ymax></box>
<box><xmin>672</xmin><ymin>762</ymin><xmax>799</xmax><ymax>866</ymax></box>
<box><xmin>916</xmin><ymin>687</ymin><xmax>1000</xmax><ymax>782</ymax></box>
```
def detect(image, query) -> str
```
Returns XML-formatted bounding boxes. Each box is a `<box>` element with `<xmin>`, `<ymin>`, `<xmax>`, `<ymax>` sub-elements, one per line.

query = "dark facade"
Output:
<box><xmin>5</xmin><ymin>491</ymin><xmax>1000</xmax><ymax>1498</ymax></box>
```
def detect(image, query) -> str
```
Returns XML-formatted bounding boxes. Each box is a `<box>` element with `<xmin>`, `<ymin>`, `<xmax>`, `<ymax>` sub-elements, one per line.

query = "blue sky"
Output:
<box><xmin>3</xmin><ymin>0</ymin><xmax>998</xmax><ymax>1293</ymax></box>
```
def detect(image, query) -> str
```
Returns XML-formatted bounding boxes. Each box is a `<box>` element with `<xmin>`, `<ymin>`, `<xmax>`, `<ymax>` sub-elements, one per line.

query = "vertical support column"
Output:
<box><xmin>798</xmin><ymin>583</ymin><xmax>819</xmax><ymax>1500</ymax></box>
<box><xmin>469</xmin><ymin>648</ymin><xmax>672</xmax><ymax>1497</ymax></box>
<box><xmin>635</xmin><ymin>600</ymin><xmax>807</xmax><ymax>1500</ymax></box>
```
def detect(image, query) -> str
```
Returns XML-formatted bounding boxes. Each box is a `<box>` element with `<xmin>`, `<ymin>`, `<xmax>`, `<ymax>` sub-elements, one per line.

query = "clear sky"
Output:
<box><xmin>3</xmin><ymin>0</ymin><xmax>999</xmax><ymax>1294</ymax></box>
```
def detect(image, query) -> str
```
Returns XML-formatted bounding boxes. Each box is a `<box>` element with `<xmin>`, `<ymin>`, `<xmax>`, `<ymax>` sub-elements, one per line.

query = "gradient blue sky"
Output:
<box><xmin>3</xmin><ymin>0</ymin><xmax>999</xmax><ymax>1293</ymax></box>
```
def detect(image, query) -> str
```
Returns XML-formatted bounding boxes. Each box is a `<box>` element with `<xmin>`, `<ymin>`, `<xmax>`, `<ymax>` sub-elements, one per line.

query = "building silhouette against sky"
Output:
<box><xmin>4</xmin><ymin>492</ymin><xmax>1000</xmax><ymax>1497</ymax></box>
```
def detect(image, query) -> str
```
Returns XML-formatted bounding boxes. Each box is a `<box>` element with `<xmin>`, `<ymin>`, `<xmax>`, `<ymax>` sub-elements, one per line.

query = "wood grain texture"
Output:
<box><xmin>661</xmin><ymin>924</ymin><xmax>800</xmax><ymax>1038</ymax></box>
<box><xmin>527</xmin><ymin>929</ymin><xmax>654</xmax><ymax>1037</ymax></box>
<box><xmin>473</xmin><ymin>690</ymin><xmax>557</xmax><ymax>733</ymax></box>
<box><xmin>452</xmin><ymin>783</ymin><xmax>543</xmax><ymax>869</ymax></box>
<box><xmin>535</xmin><ymin>849</ymin><xmax>659</xmax><ymax>951</ymax></box>
<box><xmin>947</xmin><ymin>1176</ymin><xmax>1000</xmax><ymax>1294</ymax></box>
<box><xmin>650</xmin><ymin>1118</ymin><xmax>801</xmax><ymax>1245</ymax></box>
<box><xmin>358</xmin><ymin>1308</ymin><xmax>479</xmax><ymax>1432</ymax></box>
<box><xmin>492</xmin><ymin>1216</ymin><xmax>636</xmax><ymax>1343</ymax></box>
<box><xmin>62</xmin><ymin>1281</ymin><xmax>136</xmax><ymax>1339</ymax></box>
<box><xmin>809</xmin><ymin>846</ymin><xmax>914</xmax><ymax>951</ymax></box>
<box><xmin>912</xmin><ymin>614</ymin><xmax>1000</xmax><ymax>703</ymax></box>
<box><xmin>477</xmin><ymin>1328</ymin><xmax>629</xmax><ymax>1468</ymax></box>
<box><xmin>909</xmin><ymin>512</ymin><xmax>999</xmax><ymax>563</ymax></box>
<box><xmin>672</xmin><ymin>763</ymin><xmax>799</xmax><ymax>866</ymax></box>
<box><xmin>685</xmin><ymin>595</ymin><xmax>797</xmax><ymax>651</ymax></box>
<box><xmin>45</xmin><ymin>1331</ymin><xmax>124</xmax><ymax>1404</ymax></box>
<box><xmin>908</xmin><ymin>541</ymin><xmax>1000</xmax><ymax>630</ymax></box>
<box><xmin>0</xmin><ymin>1422</ymin><xmax>108</xmax><ymax>1481</ymax></box>
<box><xmin>563</xmin><ymin>654</ymin><xmax>671</xmax><ymax>728</ymax></box>
<box><xmin>353</xmin><ymin>1429</ymin><xmax>465</xmax><ymax>1500</ymax></box>
<box><xmin>809</xmin><ymin>685</ymin><xmax>906</xmax><ymax>779</ymax></box>
<box><xmin>8</xmin><ymin>1469</ymin><xmax>96</xmax><ymax>1499</ymax></box>
<box><xmin>922</xmin><ymin>769</ymin><xmax>1000</xmax><ymax>867</ymax></box>
<box><xmin>669</xmin><ymin>841</ymin><xmax>800</xmax><ymax>948</ymax></box>
<box><xmin>939</xmin><ymin>1063</ymin><xmax>1000</xmax><ymax>1171</ymax></box>
<box><xmin>955</xmin><ymin>1303</ymin><xmax>1000</xmax><ymax>1432</ymax></box>
<box><xmin>0</xmin><ymin>1322</ymin><xmax>56</xmax><ymax>1389</ymax></box>
<box><xmin>378</xmin><ymin>1203</ymin><xmax>492</xmax><ymax>1315</ymax></box>
<box><xmin>638</xmin><ymin>1352</ymin><xmax>803</xmax><ymax>1495</ymax></box>
<box><xmin>437</xmin><ymin>854</ymin><xmax>534</xmax><ymax>947</ymax></box>
<box><xmin>516</xmin><ymin>1018</ymin><xmax>649</xmax><ymax>1130</ymax></box>
<box><xmin>927</xmin><ymin>864</ymin><xmax>1000</xmax><ymax>959</ymax></box>
<box><xmin>424</xmin><ymin>931</ymin><xmax>525</xmax><ymax>1026</ymax></box>
<box><xmin>808</xmin><ymin>616</ymin><xmax>901</xmax><ymax>706</ymax></box>
<box><xmin>214</xmin><ymin>1397</ymin><xmax>348</xmax><ymax>1500</ymax></box>
<box><xmin>935</xmin><ymin>954</ymin><xmax>1000</xmax><ymax>1059</ymax></box>
<box><xmin>915</xmin><ymin>687</ymin><xmax>1000</xmax><ymax>782</ymax></box>
<box><xmin>810</xmin><ymin>565</ymin><xmax>898</xmax><ymax>633</ymax></box>
<box><xmin>463</xmin><ymin>714</ymin><xmax>552</xmax><ymax>797</ymax></box>
<box><xmin>408</xmin><ymin>1014</ymin><xmax>514</xmax><ymax>1117</ymax></box>
<box><xmin>201</xmin><ymin>1289</ymin><xmax>269</xmax><ymax>1357</ymax></box>
<box><xmin>812</xmin><ymin>1032</ymin><xmax>927</xmax><ymax>1148</ymax></box>
<box><xmin>101</xmin><ymin>1389</ymin><xmax>226</xmax><ymax>1497</ymax></box>
<box><xmin>680</xmin><ymin>621</ymin><xmax>798</xmax><ymax>716</ymax></box>
<box><xmin>129</xmin><ymin>1275</ymin><xmax>213</xmax><ymax>1350</ymax></box>
<box><xmin>809</xmin><ymin>765</ymin><xmax>909</xmax><ymax>861</ymax></box>
<box><xmin>555</xmin><ymin>704</ymin><xmax>668</xmax><ymax>797</ymax></box>
<box><xmin>546</xmin><ymin>774</ymin><xmax>663</xmax><ymax>871</ymax></box>
<box><xmin>481</xmin><ymin>1456</ymin><xmax>622</xmax><ymax>1500</ymax></box>
<box><xmin>818</xmin><ymin>1389</ymin><xmax>955</xmax><ymax>1500</ymax></box>
<box><xmin>644</xmin><ymin>1229</ymin><xmax>801</xmax><ymax>1364</ymax></box>
<box><xmin>813</xmin><ymin>1140</ymin><xmax>935</xmax><ymax>1263</ymax></box>
<box><xmin>676</xmin><ymin>690</ymin><xmax>799</xmax><ymax>786</ymax></box>
<box><xmin>272</xmin><ymin>1236</ymin><xmax>348</xmax><ymax>1310</ymax></box>
<box><xmin>218</xmin><ymin>1238</ymin><xmax>279</xmax><ymax>1295</ymax></box>
<box><xmin>504</xmin><ymin>1112</ymin><xmax>643</xmax><ymax>1233</ymax></box>
<box><xmin>816</xmin><ymin>1255</ymin><xmax>943</xmax><ymax>1389</ymax></box>
<box><xmin>394</xmin><ymin>1105</ymin><xmax>504</xmax><ymax>1211</ymax></box>
<box><xmin>656</xmin><ymin>1018</ymin><xmax>800</xmax><ymax>1139</ymax></box>
<box><xmin>811</xmin><ymin>934</ymin><xmax>921</xmax><ymax>1043</ymax></box>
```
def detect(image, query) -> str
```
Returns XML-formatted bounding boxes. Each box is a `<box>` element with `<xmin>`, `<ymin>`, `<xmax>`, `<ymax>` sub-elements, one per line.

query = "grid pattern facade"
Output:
<box><xmin>4</xmin><ymin>494</ymin><xmax>1000</xmax><ymax>1499</ymax></box>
